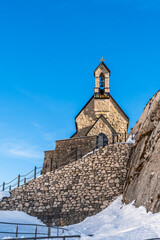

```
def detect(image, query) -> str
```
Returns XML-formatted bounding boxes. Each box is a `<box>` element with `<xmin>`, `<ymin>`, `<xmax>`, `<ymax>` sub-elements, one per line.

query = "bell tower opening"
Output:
<box><xmin>99</xmin><ymin>73</ymin><xmax>105</xmax><ymax>95</ymax></box>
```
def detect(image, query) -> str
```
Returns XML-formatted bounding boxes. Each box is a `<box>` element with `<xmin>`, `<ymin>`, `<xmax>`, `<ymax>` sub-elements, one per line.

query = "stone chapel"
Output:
<box><xmin>42</xmin><ymin>59</ymin><xmax>129</xmax><ymax>173</ymax></box>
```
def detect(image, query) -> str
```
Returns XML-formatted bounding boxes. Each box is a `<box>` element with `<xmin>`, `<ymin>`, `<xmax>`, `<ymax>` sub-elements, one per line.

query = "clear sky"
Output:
<box><xmin>0</xmin><ymin>0</ymin><xmax>159</xmax><ymax>184</ymax></box>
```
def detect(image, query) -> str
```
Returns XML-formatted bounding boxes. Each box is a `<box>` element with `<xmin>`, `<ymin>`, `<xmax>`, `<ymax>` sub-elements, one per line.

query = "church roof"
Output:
<box><xmin>74</xmin><ymin>95</ymin><xmax>94</xmax><ymax>119</ymax></box>
<box><xmin>71</xmin><ymin>125</ymin><xmax>92</xmax><ymax>138</ymax></box>
<box><xmin>94</xmin><ymin>61</ymin><xmax>111</xmax><ymax>76</ymax></box>
<box><xmin>74</xmin><ymin>94</ymin><xmax>129</xmax><ymax>121</ymax></box>
<box><xmin>110</xmin><ymin>95</ymin><xmax>129</xmax><ymax>121</ymax></box>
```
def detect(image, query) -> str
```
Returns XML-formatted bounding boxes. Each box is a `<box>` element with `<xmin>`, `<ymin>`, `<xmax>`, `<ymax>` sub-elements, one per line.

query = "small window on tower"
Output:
<box><xmin>99</xmin><ymin>73</ymin><xmax>105</xmax><ymax>95</ymax></box>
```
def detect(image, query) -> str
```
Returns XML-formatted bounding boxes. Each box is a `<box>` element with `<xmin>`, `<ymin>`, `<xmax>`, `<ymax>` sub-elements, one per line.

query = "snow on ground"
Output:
<box><xmin>1</xmin><ymin>192</ymin><xmax>160</xmax><ymax>239</ymax></box>
<box><xmin>68</xmin><ymin>196</ymin><xmax>160</xmax><ymax>240</ymax></box>
<box><xmin>0</xmin><ymin>210</ymin><xmax>68</xmax><ymax>238</ymax></box>
<box><xmin>0</xmin><ymin>210</ymin><xmax>44</xmax><ymax>225</ymax></box>
<box><xmin>0</xmin><ymin>210</ymin><xmax>47</xmax><ymax>239</ymax></box>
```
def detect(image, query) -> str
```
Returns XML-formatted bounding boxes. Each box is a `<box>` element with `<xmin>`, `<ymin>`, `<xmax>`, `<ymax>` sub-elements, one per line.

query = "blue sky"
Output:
<box><xmin>0</xmin><ymin>0</ymin><xmax>159</xmax><ymax>184</ymax></box>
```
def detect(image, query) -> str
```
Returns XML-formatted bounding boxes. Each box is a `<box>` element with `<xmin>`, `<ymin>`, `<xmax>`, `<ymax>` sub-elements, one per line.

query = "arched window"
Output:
<box><xmin>99</xmin><ymin>73</ymin><xmax>105</xmax><ymax>95</ymax></box>
<box><xmin>97</xmin><ymin>133</ymin><xmax>108</xmax><ymax>148</ymax></box>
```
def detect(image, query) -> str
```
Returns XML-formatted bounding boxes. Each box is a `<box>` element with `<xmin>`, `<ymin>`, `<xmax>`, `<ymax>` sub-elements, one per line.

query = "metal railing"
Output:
<box><xmin>0</xmin><ymin>166</ymin><xmax>42</xmax><ymax>191</ymax></box>
<box><xmin>0</xmin><ymin>222</ymin><xmax>76</xmax><ymax>240</ymax></box>
<box><xmin>145</xmin><ymin>239</ymin><xmax>160</xmax><ymax>240</ymax></box>
<box><xmin>0</xmin><ymin>236</ymin><xmax>81</xmax><ymax>240</ymax></box>
<box><xmin>0</xmin><ymin>132</ymin><xmax>127</xmax><ymax>191</ymax></box>
<box><xmin>51</xmin><ymin>132</ymin><xmax>127</xmax><ymax>170</ymax></box>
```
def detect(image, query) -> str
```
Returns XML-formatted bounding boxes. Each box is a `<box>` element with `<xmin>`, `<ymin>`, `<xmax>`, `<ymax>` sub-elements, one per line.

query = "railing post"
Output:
<box><xmin>9</xmin><ymin>185</ymin><xmax>11</xmax><ymax>191</ymax></box>
<box><xmin>48</xmin><ymin>227</ymin><xmax>51</xmax><ymax>237</ymax></box>
<box><xmin>34</xmin><ymin>166</ymin><xmax>37</xmax><ymax>180</ymax></box>
<box><xmin>57</xmin><ymin>226</ymin><xmax>59</xmax><ymax>236</ymax></box>
<box><xmin>17</xmin><ymin>175</ymin><xmax>20</xmax><ymax>188</ymax></box>
<box><xmin>35</xmin><ymin>226</ymin><xmax>37</xmax><ymax>240</ymax></box>
<box><xmin>24</xmin><ymin>178</ymin><xmax>26</xmax><ymax>184</ymax></box>
<box><xmin>50</xmin><ymin>158</ymin><xmax>52</xmax><ymax>172</ymax></box>
<box><xmin>16</xmin><ymin>225</ymin><xmax>18</xmax><ymax>238</ymax></box>
<box><xmin>2</xmin><ymin>182</ymin><xmax>5</xmax><ymax>191</ymax></box>
<box><xmin>125</xmin><ymin>131</ymin><xmax>127</xmax><ymax>142</ymax></box>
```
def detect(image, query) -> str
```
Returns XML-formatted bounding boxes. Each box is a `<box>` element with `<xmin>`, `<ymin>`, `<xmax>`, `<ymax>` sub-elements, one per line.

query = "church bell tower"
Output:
<box><xmin>94</xmin><ymin>57</ymin><xmax>110</xmax><ymax>99</ymax></box>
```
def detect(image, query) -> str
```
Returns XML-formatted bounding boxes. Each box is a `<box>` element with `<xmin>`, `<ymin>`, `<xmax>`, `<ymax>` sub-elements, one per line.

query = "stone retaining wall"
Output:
<box><xmin>43</xmin><ymin>135</ymin><xmax>97</xmax><ymax>174</ymax></box>
<box><xmin>0</xmin><ymin>143</ymin><xmax>132</xmax><ymax>226</ymax></box>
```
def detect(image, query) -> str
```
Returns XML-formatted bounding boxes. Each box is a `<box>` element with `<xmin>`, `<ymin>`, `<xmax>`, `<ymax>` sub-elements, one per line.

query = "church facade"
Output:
<box><xmin>42</xmin><ymin>60</ymin><xmax>129</xmax><ymax>173</ymax></box>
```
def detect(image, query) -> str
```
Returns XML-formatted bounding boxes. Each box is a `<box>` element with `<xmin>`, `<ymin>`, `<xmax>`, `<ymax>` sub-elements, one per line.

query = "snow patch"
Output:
<box><xmin>126</xmin><ymin>134</ymin><xmax>135</xmax><ymax>144</ymax></box>
<box><xmin>0</xmin><ymin>210</ymin><xmax>44</xmax><ymax>225</ymax></box>
<box><xmin>82</xmin><ymin>149</ymin><xmax>99</xmax><ymax>158</ymax></box>
<box><xmin>67</xmin><ymin>195</ymin><xmax>160</xmax><ymax>240</ymax></box>
<box><xmin>0</xmin><ymin>211</ymin><xmax>69</xmax><ymax>239</ymax></box>
<box><xmin>0</xmin><ymin>191</ymin><xmax>10</xmax><ymax>202</ymax></box>
<box><xmin>82</xmin><ymin>151</ymin><xmax>93</xmax><ymax>158</ymax></box>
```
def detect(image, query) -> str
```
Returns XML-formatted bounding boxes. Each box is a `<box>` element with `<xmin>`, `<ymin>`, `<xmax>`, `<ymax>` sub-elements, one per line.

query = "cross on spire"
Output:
<box><xmin>100</xmin><ymin>57</ymin><xmax>105</xmax><ymax>62</ymax></box>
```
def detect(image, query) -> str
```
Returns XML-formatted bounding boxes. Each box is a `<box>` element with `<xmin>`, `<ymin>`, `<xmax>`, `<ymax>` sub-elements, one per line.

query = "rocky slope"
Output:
<box><xmin>123</xmin><ymin>90</ymin><xmax>160</xmax><ymax>212</ymax></box>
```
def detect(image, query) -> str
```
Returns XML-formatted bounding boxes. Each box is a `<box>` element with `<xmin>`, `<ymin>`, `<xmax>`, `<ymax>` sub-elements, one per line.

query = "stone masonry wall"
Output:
<box><xmin>94</xmin><ymin>98</ymin><xmax>110</xmax><ymax>113</ymax></box>
<box><xmin>87</xmin><ymin>117</ymin><xmax>113</xmax><ymax>139</ymax></box>
<box><xmin>0</xmin><ymin>143</ymin><xmax>132</xmax><ymax>226</ymax></box>
<box><xmin>43</xmin><ymin>135</ymin><xmax>97</xmax><ymax>174</ymax></box>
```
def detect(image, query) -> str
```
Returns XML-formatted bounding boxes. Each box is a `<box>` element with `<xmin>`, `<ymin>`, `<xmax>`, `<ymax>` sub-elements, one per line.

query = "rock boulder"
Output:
<box><xmin>123</xmin><ymin>90</ymin><xmax>160</xmax><ymax>212</ymax></box>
